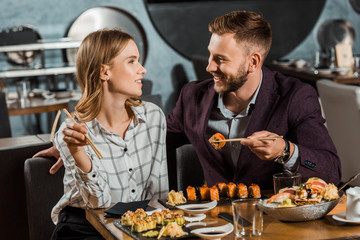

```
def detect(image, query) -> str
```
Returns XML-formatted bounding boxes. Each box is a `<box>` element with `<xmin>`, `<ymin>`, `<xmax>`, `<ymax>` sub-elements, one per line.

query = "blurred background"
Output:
<box><xmin>0</xmin><ymin>0</ymin><xmax>359</xmax><ymax>136</ymax></box>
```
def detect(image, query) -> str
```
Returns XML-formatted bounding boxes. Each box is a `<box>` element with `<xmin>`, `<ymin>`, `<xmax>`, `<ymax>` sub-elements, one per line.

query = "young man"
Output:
<box><xmin>166</xmin><ymin>11</ymin><xmax>341</xmax><ymax>189</ymax></box>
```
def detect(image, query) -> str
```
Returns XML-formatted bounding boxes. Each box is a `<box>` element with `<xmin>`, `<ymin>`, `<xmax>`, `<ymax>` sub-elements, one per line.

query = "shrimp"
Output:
<box><xmin>266</xmin><ymin>192</ymin><xmax>294</xmax><ymax>204</ymax></box>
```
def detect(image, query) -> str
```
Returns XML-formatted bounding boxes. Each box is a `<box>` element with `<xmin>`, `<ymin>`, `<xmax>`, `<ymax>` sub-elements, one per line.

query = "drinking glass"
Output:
<box><xmin>273</xmin><ymin>172</ymin><xmax>302</xmax><ymax>194</ymax></box>
<box><xmin>232</xmin><ymin>199</ymin><xmax>263</xmax><ymax>238</ymax></box>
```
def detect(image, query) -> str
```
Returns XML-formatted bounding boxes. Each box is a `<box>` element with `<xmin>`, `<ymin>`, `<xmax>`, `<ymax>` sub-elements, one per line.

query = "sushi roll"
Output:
<box><xmin>172</xmin><ymin>213</ymin><xmax>186</xmax><ymax>226</ymax></box>
<box><xmin>135</xmin><ymin>208</ymin><xmax>148</xmax><ymax>220</ymax></box>
<box><xmin>131</xmin><ymin>219</ymin><xmax>148</xmax><ymax>232</ymax></box>
<box><xmin>249</xmin><ymin>183</ymin><xmax>261</xmax><ymax>198</ymax></box>
<box><xmin>227</xmin><ymin>182</ymin><xmax>237</xmax><ymax>198</ymax></box>
<box><xmin>121</xmin><ymin>210</ymin><xmax>135</xmax><ymax>226</ymax></box>
<box><xmin>145</xmin><ymin>216</ymin><xmax>157</xmax><ymax>230</ymax></box>
<box><xmin>199</xmin><ymin>185</ymin><xmax>210</xmax><ymax>200</ymax></box>
<box><xmin>151</xmin><ymin>211</ymin><xmax>164</xmax><ymax>225</ymax></box>
<box><xmin>216</xmin><ymin>182</ymin><xmax>228</xmax><ymax>197</ymax></box>
<box><xmin>237</xmin><ymin>183</ymin><xmax>248</xmax><ymax>198</ymax></box>
<box><xmin>210</xmin><ymin>185</ymin><xmax>220</xmax><ymax>201</ymax></box>
<box><xmin>163</xmin><ymin>214</ymin><xmax>176</xmax><ymax>226</ymax></box>
<box><xmin>186</xmin><ymin>186</ymin><xmax>197</xmax><ymax>201</ymax></box>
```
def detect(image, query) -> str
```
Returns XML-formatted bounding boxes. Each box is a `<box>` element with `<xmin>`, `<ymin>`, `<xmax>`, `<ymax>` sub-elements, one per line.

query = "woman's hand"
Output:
<box><xmin>62</xmin><ymin>122</ymin><xmax>88</xmax><ymax>155</ymax></box>
<box><xmin>240</xmin><ymin>130</ymin><xmax>293</xmax><ymax>161</ymax></box>
<box><xmin>63</xmin><ymin>122</ymin><xmax>93</xmax><ymax>172</ymax></box>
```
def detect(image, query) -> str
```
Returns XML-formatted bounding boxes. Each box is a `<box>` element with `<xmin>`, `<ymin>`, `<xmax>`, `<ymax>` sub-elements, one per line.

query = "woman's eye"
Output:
<box><xmin>129</xmin><ymin>60</ymin><xmax>135</xmax><ymax>64</ymax></box>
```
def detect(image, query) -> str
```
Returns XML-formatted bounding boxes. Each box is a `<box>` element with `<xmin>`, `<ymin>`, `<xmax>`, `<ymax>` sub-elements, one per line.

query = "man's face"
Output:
<box><xmin>206</xmin><ymin>33</ymin><xmax>250</xmax><ymax>94</ymax></box>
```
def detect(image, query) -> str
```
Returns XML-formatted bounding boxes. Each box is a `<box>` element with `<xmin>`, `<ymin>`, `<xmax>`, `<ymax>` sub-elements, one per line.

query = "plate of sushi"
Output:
<box><xmin>114</xmin><ymin>208</ymin><xmax>192</xmax><ymax>239</ymax></box>
<box><xmin>257</xmin><ymin>177</ymin><xmax>343</xmax><ymax>222</ymax></box>
<box><xmin>159</xmin><ymin>182</ymin><xmax>262</xmax><ymax>209</ymax></box>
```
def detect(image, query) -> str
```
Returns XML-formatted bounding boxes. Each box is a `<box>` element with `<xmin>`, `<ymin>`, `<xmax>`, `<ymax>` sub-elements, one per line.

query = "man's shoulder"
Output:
<box><xmin>263</xmin><ymin>66</ymin><xmax>314</xmax><ymax>93</ymax></box>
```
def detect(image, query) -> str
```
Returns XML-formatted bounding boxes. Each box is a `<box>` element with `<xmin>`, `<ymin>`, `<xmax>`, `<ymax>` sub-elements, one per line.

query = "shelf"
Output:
<box><xmin>0</xmin><ymin>38</ymin><xmax>81</xmax><ymax>52</ymax></box>
<box><xmin>0</xmin><ymin>66</ymin><xmax>76</xmax><ymax>78</ymax></box>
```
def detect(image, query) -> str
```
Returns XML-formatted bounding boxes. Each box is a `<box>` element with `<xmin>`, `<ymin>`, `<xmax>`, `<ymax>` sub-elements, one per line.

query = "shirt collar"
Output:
<box><xmin>83</xmin><ymin>104</ymin><xmax>147</xmax><ymax>136</ymax></box>
<box><xmin>218</xmin><ymin>70</ymin><xmax>263</xmax><ymax>118</ymax></box>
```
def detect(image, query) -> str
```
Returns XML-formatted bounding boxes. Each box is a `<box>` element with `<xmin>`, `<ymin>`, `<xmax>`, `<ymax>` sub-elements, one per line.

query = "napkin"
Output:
<box><xmin>104</xmin><ymin>200</ymin><xmax>150</xmax><ymax>218</ymax></box>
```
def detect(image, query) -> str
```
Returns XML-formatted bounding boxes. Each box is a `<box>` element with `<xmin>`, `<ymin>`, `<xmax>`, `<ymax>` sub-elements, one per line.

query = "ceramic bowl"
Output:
<box><xmin>191</xmin><ymin>223</ymin><xmax>234</xmax><ymax>240</ymax></box>
<box><xmin>258</xmin><ymin>191</ymin><xmax>343</xmax><ymax>222</ymax></box>
<box><xmin>176</xmin><ymin>200</ymin><xmax>217</xmax><ymax>216</ymax></box>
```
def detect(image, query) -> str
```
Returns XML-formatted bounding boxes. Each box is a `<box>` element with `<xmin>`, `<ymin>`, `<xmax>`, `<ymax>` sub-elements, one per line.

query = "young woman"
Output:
<box><xmin>51</xmin><ymin>29</ymin><xmax>168</xmax><ymax>239</ymax></box>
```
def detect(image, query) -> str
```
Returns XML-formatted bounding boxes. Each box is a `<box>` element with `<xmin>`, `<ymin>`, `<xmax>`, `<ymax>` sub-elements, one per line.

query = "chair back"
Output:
<box><xmin>317</xmin><ymin>79</ymin><xmax>360</xmax><ymax>186</ymax></box>
<box><xmin>0</xmin><ymin>91</ymin><xmax>11</xmax><ymax>138</ymax></box>
<box><xmin>24</xmin><ymin>157</ymin><xmax>65</xmax><ymax>240</ymax></box>
<box><xmin>176</xmin><ymin>144</ymin><xmax>204</xmax><ymax>192</ymax></box>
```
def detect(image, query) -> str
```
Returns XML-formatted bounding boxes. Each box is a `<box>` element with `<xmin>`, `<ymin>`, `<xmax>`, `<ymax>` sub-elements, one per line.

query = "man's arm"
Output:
<box><xmin>32</xmin><ymin>145</ymin><xmax>63</xmax><ymax>175</ymax></box>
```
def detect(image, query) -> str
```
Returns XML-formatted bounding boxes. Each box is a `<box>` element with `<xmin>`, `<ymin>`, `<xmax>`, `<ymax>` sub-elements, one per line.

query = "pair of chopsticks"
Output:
<box><xmin>63</xmin><ymin>109</ymin><xmax>103</xmax><ymax>159</ymax></box>
<box><xmin>49</xmin><ymin>108</ymin><xmax>103</xmax><ymax>159</ymax></box>
<box><xmin>211</xmin><ymin>136</ymin><xmax>283</xmax><ymax>143</ymax></box>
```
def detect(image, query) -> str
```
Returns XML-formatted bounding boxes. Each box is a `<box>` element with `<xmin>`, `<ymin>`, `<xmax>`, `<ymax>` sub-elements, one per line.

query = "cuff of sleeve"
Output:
<box><xmin>75</xmin><ymin>151</ymin><xmax>98</xmax><ymax>181</ymax></box>
<box><xmin>284</xmin><ymin>144</ymin><xmax>299</xmax><ymax>172</ymax></box>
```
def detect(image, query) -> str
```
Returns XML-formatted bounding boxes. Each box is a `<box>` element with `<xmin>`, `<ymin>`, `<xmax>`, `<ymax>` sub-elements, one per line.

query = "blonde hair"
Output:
<box><xmin>75</xmin><ymin>28</ymin><xmax>142</xmax><ymax>122</ymax></box>
<box><xmin>209</xmin><ymin>11</ymin><xmax>272</xmax><ymax>60</ymax></box>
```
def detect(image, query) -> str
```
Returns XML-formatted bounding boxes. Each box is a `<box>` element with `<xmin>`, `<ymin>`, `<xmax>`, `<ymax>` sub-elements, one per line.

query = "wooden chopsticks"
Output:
<box><xmin>211</xmin><ymin>136</ymin><xmax>283</xmax><ymax>143</ymax></box>
<box><xmin>63</xmin><ymin>109</ymin><xmax>103</xmax><ymax>159</ymax></box>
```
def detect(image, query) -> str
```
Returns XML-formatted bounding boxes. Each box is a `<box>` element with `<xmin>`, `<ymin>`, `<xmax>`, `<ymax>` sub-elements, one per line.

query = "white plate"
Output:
<box><xmin>332</xmin><ymin>212</ymin><xmax>360</xmax><ymax>224</ymax></box>
<box><xmin>176</xmin><ymin>200</ymin><xmax>217</xmax><ymax>216</ymax></box>
<box><xmin>184</xmin><ymin>214</ymin><xmax>206</xmax><ymax>222</ymax></box>
<box><xmin>191</xmin><ymin>223</ymin><xmax>234</xmax><ymax>240</ymax></box>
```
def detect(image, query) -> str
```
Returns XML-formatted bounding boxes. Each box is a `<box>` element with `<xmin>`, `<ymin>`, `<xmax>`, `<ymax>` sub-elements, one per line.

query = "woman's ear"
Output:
<box><xmin>100</xmin><ymin>64</ymin><xmax>110</xmax><ymax>81</ymax></box>
<box><xmin>248</xmin><ymin>52</ymin><xmax>262</xmax><ymax>73</ymax></box>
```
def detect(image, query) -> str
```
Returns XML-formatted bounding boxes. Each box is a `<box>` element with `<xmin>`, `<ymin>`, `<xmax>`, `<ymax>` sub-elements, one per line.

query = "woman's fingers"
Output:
<box><xmin>63</xmin><ymin>122</ymin><xmax>88</xmax><ymax>145</ymax></box>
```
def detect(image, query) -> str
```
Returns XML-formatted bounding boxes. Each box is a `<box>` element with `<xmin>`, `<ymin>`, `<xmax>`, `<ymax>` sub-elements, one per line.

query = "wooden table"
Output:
<box><xmin>7</xmin><ymin>96</ymin><xmax>78</xmax><ymax>116</ymax></box>
<box><xmin>0</xmin><ymin>133</ymin><xmax>50</xmax><ymax>149</ymax></box>
<box><xmin>266</xmin><ymin>63</ymin><xmax>360</xmax><ymax>87</ymax></box>
<box><xmin>86</xmin><ymin>195</ymin><xmax>360</xmax><ymax>240</ymax></box>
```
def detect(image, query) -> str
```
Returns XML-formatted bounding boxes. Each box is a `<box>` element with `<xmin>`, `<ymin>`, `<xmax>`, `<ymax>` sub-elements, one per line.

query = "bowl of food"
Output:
<box><xmin>258</xmin><ymin>178</ymin><xmax>343</xmax><ymax>222</ymax></box>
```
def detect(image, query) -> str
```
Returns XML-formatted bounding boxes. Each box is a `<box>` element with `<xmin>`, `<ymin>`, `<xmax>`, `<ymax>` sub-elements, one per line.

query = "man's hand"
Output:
<box><xmin>32</xmin><ymin>145</ymin><xmax>63</xmax><ymax>175</ymax></box>
<box><xmin>240</xmin><ymin>130</ymin><xmax>292</xmax><ymax>161</ymax></box>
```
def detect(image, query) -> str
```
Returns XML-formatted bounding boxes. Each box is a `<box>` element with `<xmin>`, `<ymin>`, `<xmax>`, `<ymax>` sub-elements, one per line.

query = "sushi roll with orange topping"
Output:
<box><xmin>236</xmin><ymin>183</ymin><xmax>248</xmax><ymax>198</ymax></box>
<box><xmin>216</xmin><ymin>182</ymin><xmax>228</xmax><ymax>197</ymax></box>
<box><xmin>249</xmin><ymin>183</ymin><xmax>261</xmax><ymax>198</ymax></box>
<box><xmin>186</xmin><ymin>186</ymin><xmax>197</xmax><ymax>201</ymax></box>
<box><xmin>209</xmin><ymin>133</ymin><xmax>226</xmax><ymax>150</ymax></box>
<box><xmin>199</xmin><ymin>185</ymin><xmax>210</xmax><ymax>200</ymax></box>
<box><xmin>210</xmin><ymin>185</ymin><xmax>220</xmax><ymax>201</ymax></box>
<box><xmin>227</xmin><ymin>182</ymin><xmax>237</xmax><ymax>198</ymax></box>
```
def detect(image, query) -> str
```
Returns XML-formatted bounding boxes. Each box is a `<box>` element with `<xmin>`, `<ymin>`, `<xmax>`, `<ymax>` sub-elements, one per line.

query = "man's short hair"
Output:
<box><xmin>209</xmin><ymin>11</ymin><xmax>272</xmax><ymax>59</ymax></box>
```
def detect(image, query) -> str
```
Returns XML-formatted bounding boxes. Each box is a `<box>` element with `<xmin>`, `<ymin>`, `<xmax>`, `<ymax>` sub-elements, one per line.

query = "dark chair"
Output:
<box><xmin>24</xmin><ymin>157</ymin><xmax>65</xmax><ymax>240</ymax></box>
<box><xmin>176</xmin><ymin>144</ymin><xmax>204</xmax><ymax>192</ymax></box>
<box><xmin>0</xmin><ymin>142</ymin><xmax>52</xmax><ymax>240</ymax></box>
<box><xmin>0</xmin><ymin>91</ymin><xmax>11</xmax><ymax>138</ymax></box>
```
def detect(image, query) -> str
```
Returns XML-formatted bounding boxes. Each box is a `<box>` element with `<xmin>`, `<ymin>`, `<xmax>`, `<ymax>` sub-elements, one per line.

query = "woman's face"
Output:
<box><xmin>106</xmin><ymin>40</ymin><xmax>146</xmax><ymax>98</ymax></box>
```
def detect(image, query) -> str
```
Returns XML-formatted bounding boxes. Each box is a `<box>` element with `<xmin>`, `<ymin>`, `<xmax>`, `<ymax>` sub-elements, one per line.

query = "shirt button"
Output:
<box><xmin>129</xmin><ymin>168</ymin><xmax>133</xmax><ymax>172</ymax></box>
<box><xmin>131</xmin><ymin>189</ymin><xmax>135</xmax><ymax>193</ymax></box>
<box><xmin>92</xmin><ymin>174</ymin><xmax>96</xmax><ymax>178</ymax></box>
<box><xmin>124</xmin><ymin>148</ymin><xmax>128</xmax><ymax>152</ymax></box>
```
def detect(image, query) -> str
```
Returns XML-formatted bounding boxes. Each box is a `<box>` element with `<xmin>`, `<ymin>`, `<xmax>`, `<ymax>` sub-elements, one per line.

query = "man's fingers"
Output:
<box><xmin>49</xmin><ymin>158</ymin><xmax>64</xmax><ymax>175</ymax></box>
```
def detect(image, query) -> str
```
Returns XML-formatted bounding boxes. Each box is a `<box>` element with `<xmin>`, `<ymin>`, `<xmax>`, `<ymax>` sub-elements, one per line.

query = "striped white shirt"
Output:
<box><xmin>52</xmin><ymin>101</ymin><xmax>169</xmax><ymax>224</ymax></box>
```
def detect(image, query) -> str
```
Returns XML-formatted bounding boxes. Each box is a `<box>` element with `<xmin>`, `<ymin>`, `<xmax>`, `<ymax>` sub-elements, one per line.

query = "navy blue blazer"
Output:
<box><xmin>166</xmin><ymin>66</ymin><xmax>341</xmax><ymax>189</ymax></box>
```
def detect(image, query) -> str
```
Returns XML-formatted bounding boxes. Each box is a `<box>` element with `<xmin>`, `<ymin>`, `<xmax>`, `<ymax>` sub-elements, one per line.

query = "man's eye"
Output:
<box><xmin>129</xmin><ymin>60</ymin><xmax>135</xmax><ymax>64</ymax></box>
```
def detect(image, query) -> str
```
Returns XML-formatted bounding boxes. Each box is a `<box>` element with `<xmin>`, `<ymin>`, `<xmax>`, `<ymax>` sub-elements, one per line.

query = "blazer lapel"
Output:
<box><xmin>233</xmin><ymin>67</ymin><xmax>280</xmax><ymax>181</ymax></box>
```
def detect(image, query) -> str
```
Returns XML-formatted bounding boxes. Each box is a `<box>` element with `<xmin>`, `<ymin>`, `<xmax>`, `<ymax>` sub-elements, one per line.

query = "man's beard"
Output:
<box><xmin>213</xmin><ymin>65</ymin><xmax>249</xmax><ymax>94</ymax></box>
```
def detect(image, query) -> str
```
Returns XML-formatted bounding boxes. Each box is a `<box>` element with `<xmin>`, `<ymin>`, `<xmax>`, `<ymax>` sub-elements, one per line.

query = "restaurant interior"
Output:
<box><xmin>1</xmin><ymin>0</ymin><xmax>360</xmax><ymax>239</ymax></box>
